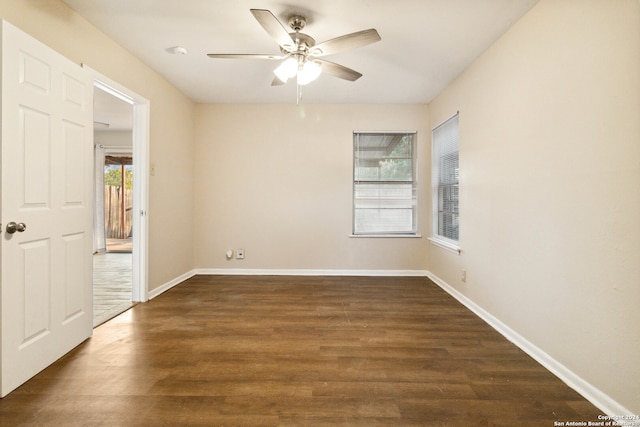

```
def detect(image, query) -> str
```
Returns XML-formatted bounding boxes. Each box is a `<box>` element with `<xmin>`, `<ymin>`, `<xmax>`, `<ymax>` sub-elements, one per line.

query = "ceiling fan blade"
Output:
<box><xmin>271</xmin><ymin>76</ymin><xmax>286</xmax><ymax>86</ymax></box>
<box><xmin>250</xmin><ymin>9</ymin><xmax>294</xmax><ymax>49</ymax></box>
<box><xmin>207</xmin><ymin>53</ymin><xmax>287</xmax><ymax>60</ymax></box>
<box><xmin>310</xmin><ymin>29</ymin><xmax>381</xmax><ymax>57</ymax></box>
<box><xmin>317</xmin><ymin>59</ymin><xmax>363</xmax><ymax>81</ymax></box>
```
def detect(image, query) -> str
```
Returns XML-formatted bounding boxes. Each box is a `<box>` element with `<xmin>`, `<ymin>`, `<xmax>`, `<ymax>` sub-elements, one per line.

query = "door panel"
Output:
<box><xmin>21</xmin><ymin>238</ymin><xmax>51</xmax><ymax>345</ymax></box>
<box><xmin>63</xmin><ymin>232</ymin><xmax>86</xmax><ymax>322</ymax></box>
<box><xmin>1</xmin><ymin>20</ymin><xmax>93</xmax><ymax>397</ymax></box>
<box><xmin>20</xmin><ymin>50</ymin><xmax>51</xmax><ymax>94</ymax></box>
<box><xmin>63</xmin><ymin>121</ymin><xmax>86</xmax><ymax>204</ymax></box>
<box><xmin>21</xmin><ymin>106</ymin><xmax>51</xmax><ymax>207</ymax></box>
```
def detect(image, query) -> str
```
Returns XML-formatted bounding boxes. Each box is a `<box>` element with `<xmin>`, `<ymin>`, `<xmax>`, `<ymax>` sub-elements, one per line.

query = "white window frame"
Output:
<box><xmin>352</xmin><ymin>131</ymin><xmax>418</xmax><ymax>237</ymax></box>
<box><xmin>430</xmin><ymin>113</ymin><xmax>460</xmax><ymax>253</ymax></box>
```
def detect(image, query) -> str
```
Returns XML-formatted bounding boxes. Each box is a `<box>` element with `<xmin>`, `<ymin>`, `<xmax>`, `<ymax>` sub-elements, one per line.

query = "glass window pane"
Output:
<box><xmin>353</xmin><ymin>132</ymin><xmax>417</xmax><ymax>235</ymax></box>
<box><xmin>380</xmin><ymin>159</ymin><xmax>413</xmax><ymax>181</ymax></box>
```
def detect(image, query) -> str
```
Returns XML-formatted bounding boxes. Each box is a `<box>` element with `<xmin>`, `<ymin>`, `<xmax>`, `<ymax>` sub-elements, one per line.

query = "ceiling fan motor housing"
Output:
<box><xmin>288</xmin><ymin>15</ymin><xmax>306</xmax><ymax>31</ymax></box>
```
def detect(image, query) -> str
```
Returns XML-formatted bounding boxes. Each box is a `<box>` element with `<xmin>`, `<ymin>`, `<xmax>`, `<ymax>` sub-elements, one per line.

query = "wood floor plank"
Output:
<box><xmin>0</xmin><ymin>275</ymin><xmax>604</xmax><ymax>426</ymax></box>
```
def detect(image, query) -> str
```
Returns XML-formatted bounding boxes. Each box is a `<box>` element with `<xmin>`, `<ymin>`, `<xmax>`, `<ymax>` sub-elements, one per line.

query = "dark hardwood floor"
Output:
<box><xmin>0</xmin><ymin>275</ymin><xmax>603</xmax><ymax>426</ymax></box>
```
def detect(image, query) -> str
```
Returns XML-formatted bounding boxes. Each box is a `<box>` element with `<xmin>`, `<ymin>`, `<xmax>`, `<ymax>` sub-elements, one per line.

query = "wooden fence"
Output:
<box><xmin>105</xmin><ymin>185</ymin><xmax>133</xmax><ymax>239</ymax></box>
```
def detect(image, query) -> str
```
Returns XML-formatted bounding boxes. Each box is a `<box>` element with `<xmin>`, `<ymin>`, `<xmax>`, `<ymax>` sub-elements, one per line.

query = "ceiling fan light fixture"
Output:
<box><xmin>274</xmin><ymin>57</ymin><xmax>298</xmax><ymax>82</ymax></box>
<box><xmin>297</xmin><ymin>60</ymin><xmax>321</xmax><ymax>85</ymax></box>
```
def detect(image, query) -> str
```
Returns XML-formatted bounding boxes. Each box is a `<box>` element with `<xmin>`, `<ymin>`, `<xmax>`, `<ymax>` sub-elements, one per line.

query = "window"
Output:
<box><xmin>353</xmin><ymin>131</ymin><xmax>417</xmax><ymax>235</ymax></box>
<box><xmin>432</xmin><ymin>113</ymin><xmax>459</xmax><ymax>245</ymax></box>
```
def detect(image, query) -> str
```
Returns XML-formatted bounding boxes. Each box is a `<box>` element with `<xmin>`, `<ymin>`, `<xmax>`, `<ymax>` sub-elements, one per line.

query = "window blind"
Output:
<box><xmin>432</xmin><ymin>113</ymin><xmax>459</xmax><ymax>241</ymax></box>
<box><xmin>353</xmin><ymin>132</ymin><xmax>417</xmax><ymax>235</ymax></box>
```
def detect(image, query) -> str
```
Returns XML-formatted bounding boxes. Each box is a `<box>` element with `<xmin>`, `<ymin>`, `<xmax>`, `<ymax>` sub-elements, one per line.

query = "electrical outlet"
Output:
<box><xmin>235</xmin><ymin>249</ymin><xmax>245</xmax><ymax>260</ymax></box>
<box><xmin>461</xmin><ymin>269</ymin><xmax>467</xmax><ymax>283</ymax></box>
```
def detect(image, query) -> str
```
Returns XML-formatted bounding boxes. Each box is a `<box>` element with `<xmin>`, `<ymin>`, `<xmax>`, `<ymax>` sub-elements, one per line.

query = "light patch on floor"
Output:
<box><xmin>93</xmin><ymin>252</ymin><xmax>133</xmax><ymax>327</ymax></box>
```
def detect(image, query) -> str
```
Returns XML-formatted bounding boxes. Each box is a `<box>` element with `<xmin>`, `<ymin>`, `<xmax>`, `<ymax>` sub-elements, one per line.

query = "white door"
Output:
<box><xmin>1</xmin><ymin>21</ymin><xmax>93</xmax><ymax>396</ymax></box>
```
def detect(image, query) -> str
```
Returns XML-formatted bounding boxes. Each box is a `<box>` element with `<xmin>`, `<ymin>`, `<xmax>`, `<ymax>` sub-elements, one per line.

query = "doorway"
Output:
<box><xmin>88</xmin><ymin>69</ymin><xmax>150</xmax><ymax>326</ymax></box>
<box><xmin>93</xmin><ymin>86</ymin><xmax>134</xmax><ymax>326</ymax></box>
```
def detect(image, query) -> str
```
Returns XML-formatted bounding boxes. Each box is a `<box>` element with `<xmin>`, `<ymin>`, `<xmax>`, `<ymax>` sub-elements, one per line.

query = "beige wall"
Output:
<box><xmin>0</xmin><ymin>0</ymin><xmax>196</xmax><ymax>292</ymax></box>
<box><xmin>428</xmin><ymin>0</ymin><xmax>640</xmax><ymax>413</ymax></box>
<box><xmin>194</xmin><ymin>104</ymin><xmax>429</xmax><ymax>272</ymax></box>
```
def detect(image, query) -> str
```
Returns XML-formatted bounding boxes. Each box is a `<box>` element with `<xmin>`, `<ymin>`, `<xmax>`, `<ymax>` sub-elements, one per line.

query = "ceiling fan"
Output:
<box><xmin>207</xmin><ymin>9</ymin><xmax>381</xmax><ymax>90</ymax></box>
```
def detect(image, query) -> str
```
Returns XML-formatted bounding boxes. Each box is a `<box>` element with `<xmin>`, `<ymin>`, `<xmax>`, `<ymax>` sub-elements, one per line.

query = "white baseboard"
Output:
<box><xmin>147</xmin><ymin>269</ymin><xmax>197</xmax><ymax>300</ymax></box>
<box><xmin>425</xmin><ymin>271</ymin><xmax>632</xmax><ymax>417</ymax></box>
<box><xmin>195</xmin><ymin>268</ymin><xmax>429</xmax><ymax>277</ymax></box>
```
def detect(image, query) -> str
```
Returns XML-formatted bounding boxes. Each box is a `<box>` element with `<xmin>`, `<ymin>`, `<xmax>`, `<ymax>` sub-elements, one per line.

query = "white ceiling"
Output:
<box><xmin>94</xmin><ymin>86</ymin><xmax>133</xmax><ymax>131</ymax></box>
<box><xmin>64</xmin><ymin>0</ymin><xmax>539</xmax><ymax>104</ymax></box>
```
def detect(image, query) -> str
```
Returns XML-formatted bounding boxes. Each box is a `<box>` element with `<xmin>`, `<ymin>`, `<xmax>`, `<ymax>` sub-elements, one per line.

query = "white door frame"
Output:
<box><xmin>85</xmin><ymin>66</ymin><xmax>150</xmax><ymax>302</ymax></box>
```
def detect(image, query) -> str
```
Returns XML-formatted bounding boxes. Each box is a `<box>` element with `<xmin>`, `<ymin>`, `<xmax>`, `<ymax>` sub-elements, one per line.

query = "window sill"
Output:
<box><xmin>428</xmin><ymin>237</ymin><xmax>461</xmax><ymax>254</ymax></box>
<box><xmin>350</xmin><ymin>234</ymin><xmax>422</xmax><ymax>238</ymax></box>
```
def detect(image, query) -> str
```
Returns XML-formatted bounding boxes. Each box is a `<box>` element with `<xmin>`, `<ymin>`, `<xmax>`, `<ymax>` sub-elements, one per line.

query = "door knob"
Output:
<box><xmin>6</xmin><ymin>221</ymin><xmax>26</xmax><ymax>234</ymax></box>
